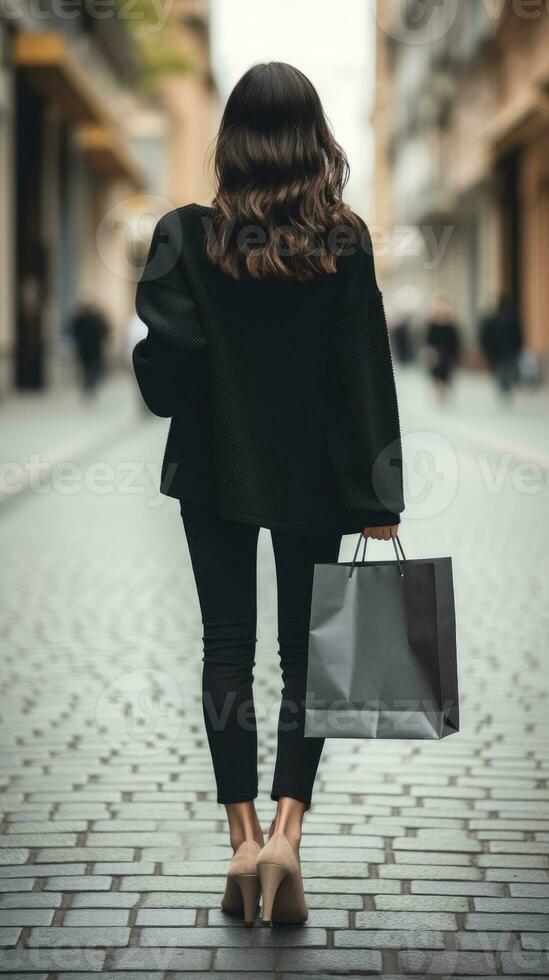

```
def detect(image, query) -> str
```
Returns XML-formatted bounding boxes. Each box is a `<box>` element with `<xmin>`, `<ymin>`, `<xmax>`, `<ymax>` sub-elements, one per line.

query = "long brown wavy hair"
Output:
<box><xmin>205</xmin><ymin>62</ymin><xmax>364</xmax><ymax>281</ymax></box>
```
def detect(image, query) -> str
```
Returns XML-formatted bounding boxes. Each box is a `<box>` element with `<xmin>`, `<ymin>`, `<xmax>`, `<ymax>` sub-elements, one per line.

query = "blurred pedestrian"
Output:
<box><xmin>479</xmin><ymin>295</ymin><xmax>522</xmax><ymax>397</ymax></box>
<box><xmin>392</xmin><ymin>315</ymin><xmax>415</xmax><ymax>365</ymax></box>
<box><xmin>68</xmin><ymin>303</ymin><xmax>109</xmax><ymax>396</ymax></box>
<box><xmin>424</xmin><ymin>294</ymin><xmax>461</xmax><ymax>401</ymax></box>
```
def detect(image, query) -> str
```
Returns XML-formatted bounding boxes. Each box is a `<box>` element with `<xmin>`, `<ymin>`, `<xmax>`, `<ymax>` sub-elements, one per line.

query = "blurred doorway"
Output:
<box><xmin>497</xmin><ymin>149</ymin><xmax>522</xmax><ymax>320</ymax></box>
<box><xmin>15</xmin><ymin>75</ymin><xmax>47</xmax><ymax>390</ymax></box>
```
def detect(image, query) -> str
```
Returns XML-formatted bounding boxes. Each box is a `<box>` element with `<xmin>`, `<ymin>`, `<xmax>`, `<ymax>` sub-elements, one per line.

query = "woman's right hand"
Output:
<box><xmin>362</xmin><ymin>525</ymin><xmax>399</xmax><ymax>541</ymax></box>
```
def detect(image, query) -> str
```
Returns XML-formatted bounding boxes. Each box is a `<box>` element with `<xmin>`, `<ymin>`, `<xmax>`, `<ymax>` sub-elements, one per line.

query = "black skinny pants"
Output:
<box><xmin>181</xmin><ymin>502</ymin><xmax>341</xmax><ymax>809</ymax></box>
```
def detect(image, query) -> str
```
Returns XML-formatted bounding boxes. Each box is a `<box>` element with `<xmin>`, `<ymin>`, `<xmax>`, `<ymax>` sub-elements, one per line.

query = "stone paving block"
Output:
<box><xmin>500</xmin><ymin>950</ymin><xmax>549</xmax><ymax>974</ymax></box>
<box><xmin>28</xmin><ymin>792</ymin><xmax>122</xmax><ymax>803</ymax></box>
<box><xmin>399</xmin><ymin>949</ymin><xmax>497</xmax><ymax>974</ymax></box>
<box><xmin>70</xmin><ymin>892</ymin><xmax>140</xmax><ymax>908</ymax></box>
<box><xmin>57</xmin><ymin>975</ymin><xmax>275</xmax><ymax>980</ymax></box>
<box><xmin>478</xmin><ymin>854</ymin><xmax>549</xmax><ymax>869</ymax></box>
<box><xmin>302</xmin><ymin>861</ymin><xmax>376</xmax><ymax>877</ymax></box>
<box><xmin>465</xmin><ymin>913</ymin><xmax>549</xmax><ymax>931</ymax></box>
<box><xmin>134</xmin><ymin>908</ymin><xmax>196</xmax><ymax>926</ymax></box>
<box><xmin>5</xmin><ymin>821</ymin><xmax>87</xmax><ymax>833</ymax></box>
<box><xmin>91</xmin><ymin>862</ymin><xmax>156</xmax><ymax>875</ymax></box>
<box><xmin>291</xmin><ymin>975</ymin><xmax>426</xmax><ymax>980</ymax></box>
<box><xmin>213</xmin><ymin>947</ymin><xmax>277</xmax><ymax>971</ymax></box>
<box><xmin>394</xmin><ymin>850</ymin><xmax>474</xmax><ymax>865</ymax></box>
<box><xmin>0</xmin><ymin>975</ymin><xmax>46</xmax><ymax>980</ymax></box>
<box><xmin>511</xmin><ymin>884</ymin><xmax>549</xmax><ymax>897</ymax></box>
<box><xmin>393</xmin><ymin>832</ymin><xmax>482</xmax><ymax>852</ymax></box>
<box><xmin>456</xmin><ymin>932</ymin><xmax>518</xmax><ymax>950</ymax></box>
<box><xmin>0</xmin><ymin>926</ymin><xmax>21</xmax><ymax>946</ymax></box>
<box><xmin>356</xmin><ymin>910</ymin><xmax>457</xmax><ymax>930</ymax></box>
<box><xmin>55</xmin><ymin>976</ymin><xmax>174</xmax><ymax>980</ymax></box>
<box><xmin>476</xmin><ymin>831</ymin><xmax>526</xmax><ymax>841</ymax></box>
<box><xmin>375</xmin><ymin>894</ymin><xmax>469</xmax><ymax>912</ymax></box>
<box><xmin>380</xmin><ymin>863</ymin><xmax>482</xmax><ymax>880</ymax></box>
<box><xmin>4</xmin><ymin>810</ymin><xmax>52</xmax><ymax>823</ymax></box>
<box><xmin>63</xmin><ymin>908</ymin><xmax>130</xmax><ymax>925</ymax></box>
<box><xmin>486</xmin><ymin>869</ymin><xmax>549</xmax><ymax>883</ymax></box>
<box><xmin>490</xmin><ymin>841</ymin><xmax>549</xmax><ymax>855</ymax></box>
<box><xmin>36</xmin><ymin>847</ymin><xmax>135</xmax><ymax>863</ymax></box>
<box><xmin>140</xmin><ymin>891</ymin><xmax>222</xmax><ymax>908</ymax></box>
<box><xmin>110</xmin><ymin>948</ymin><xmax>212</xmax><ymax>970</ymax></box>
<box><xmin>474</xmin><ymin>897</ymin><xmax>549</xmax><ymax>912</ymax></box>
<box><xmin>0</xmin><ymin>833</ymin><xmax>76</xmax><ymax>847</ymax></box>
<box><xmin>86</xmin><ymin>832</ymin><xmax>182</xmax><ymax>847</ymax></box>
<box><xmin>0</xmin><ymin>863</ymin><xmax>86</xmax><ymax>878</ymax></box>
<box><xmin>0</xmin><ymin>847</ymin><xmax>29</xmax><ymax>865</ymax></box>
<box><xmin>120</xmin><ymin>875</ymin><xmax>226</xmax><ymax>892</ymax></box>
<box><xmin>301</xmin><ymin>847</ymin><xmax>385</xmax><ymax>863</ymax></box>
<box><xmin>0</xmin><ymin>949</ymin><xmax>106</xmax><ymax>971</ymax></box>
<box><xmin>0</xmin><ymin>908</ymin><xmax>54</xmax><ymax>926</ymax></box>
<box><xmin>324</xmin><ymin>876</ymin><xmax>403</xmax><ymax>894</ymax></box>
<box><xmin>411</xmin><ymin>880</ymin><xmax>505</xmax><ymax>896</ymax></box>
<box><xmin>90</xmin><ymin>820</ymin><xmax>157</xmax><ymax>832</ymax></box>
<box><xmin>273</xmin><ymin>947</ymin><xmax>383</xmax><ymax>972</ymax></box>
<box><xmin>57</xmin><ymin>805</ymin><xmax>109</xmax><ymax>819</ymax></box>
<box><xmin>521</xmin><ymin>933</ymin><xmax>549</xmax><ymax>950</ymax></box>
<box><xmin>334</xmin><ymin>928</ymin><xmax>445</xmax><ymax>948</ymax></box>
<box><xmin>0</xmin><ymin>877</ymin><xmax>34</xmax><ymax>892</ymax></box>
<box><xmin>139</xmin><ymin>925</ymin><xmax>328</xmax><ymax>946</ymax></box>
<box><xmin>44</xmin><ymin>876</ymin><xmax>112</xmax><ymax>891</ymax></box>
<box><xmin>183</xmin><ymin>845</ymin><xmax>237</xmax><ymax>860</ymax></box>
<box><xmin>27</xmin><ymin>925</ymin><xmax>131</xmax><ymax>946</ymax></box>
<box><xmin>0</xmin><ymin>892</ymin><xmax>62</xmax><ymax>908</ymax></box>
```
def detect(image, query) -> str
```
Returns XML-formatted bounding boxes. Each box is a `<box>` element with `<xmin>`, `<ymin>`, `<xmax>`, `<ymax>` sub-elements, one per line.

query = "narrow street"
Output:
<box><xmin>0</xmin><ymin>370</ymin><xmax>548</xmax><ymax>978</ymax></box>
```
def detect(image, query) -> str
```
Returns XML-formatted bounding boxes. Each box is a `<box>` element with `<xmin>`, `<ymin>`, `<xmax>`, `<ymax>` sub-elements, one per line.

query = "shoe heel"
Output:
<box><xmin>232</xmin><ymin>873</ymin><xmax>260</xmax><ymax>927</ymax></box>
<box><xmin>258</xmin><ymin>862</ymin><xmax>287</xmax><ymax>926</ymax></box>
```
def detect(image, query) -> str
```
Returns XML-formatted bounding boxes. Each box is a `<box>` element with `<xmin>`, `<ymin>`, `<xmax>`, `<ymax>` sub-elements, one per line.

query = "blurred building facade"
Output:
<box><xmin>0</xmin><ymin>0</ymin><xmax>218</xmax><ymax>398</ymax></box>
<box><xmin>0</xmin><ymin>5</ymin><xmax>146</xmax><ymax>394</ymax></box>
<box><xmin>373</xmin><ymin>0</ymin><xmax>549</xmax><ymax>367</ymax></box>
<box><xmin>129</xmin><ymin>0</ymin><xmax>219</xmax><ymax>208</ymax></box>
<box><xmin>159</xmin><ymin>0</ymin><xmax>218</xmax><ymax>207</ymax></box>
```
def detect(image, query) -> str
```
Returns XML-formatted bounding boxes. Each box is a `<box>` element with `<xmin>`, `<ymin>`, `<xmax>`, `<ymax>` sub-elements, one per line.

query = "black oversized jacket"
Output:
<box><xmin>133</xmin><ymin>204</ymin><xmax>404</xmax><ymax>534</ymax></box>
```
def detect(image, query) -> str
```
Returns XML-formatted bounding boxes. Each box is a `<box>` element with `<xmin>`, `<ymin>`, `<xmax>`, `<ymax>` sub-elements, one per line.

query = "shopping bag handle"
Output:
<box><xmin>348</xmin><ymin>531</ymin><xmax>406</xmax><ymax>579</ymax></box>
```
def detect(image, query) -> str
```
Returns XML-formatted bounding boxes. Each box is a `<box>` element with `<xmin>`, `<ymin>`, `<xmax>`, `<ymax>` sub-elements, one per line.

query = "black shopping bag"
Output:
<box><xmin>304</xmin><ymin>535</ymin><xmax>458</xmax><ymax>739</ymax></box>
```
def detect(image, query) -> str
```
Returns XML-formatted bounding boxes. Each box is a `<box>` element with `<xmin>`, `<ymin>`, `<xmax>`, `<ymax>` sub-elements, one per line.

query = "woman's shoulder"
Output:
<box><xmin>335</xmin><ymin>210</ymin><xmax>379</xmax><ymax>285</ymax></box>
<box><xmin>147</xmin><ymin>205</ymin><xmax>213</xmax><ymax>265</ymax></box>
<box><xmin>153</xmin><ymin>203</ymin><xmax>213</xmax><ymax>232</ymax></box>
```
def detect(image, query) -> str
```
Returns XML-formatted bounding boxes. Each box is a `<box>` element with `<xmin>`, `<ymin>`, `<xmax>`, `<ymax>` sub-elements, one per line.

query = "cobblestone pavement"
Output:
<box><xmin>0</xmin><ymin>370</ymin><xmax>548</xmax><ymax>978</ymax></box>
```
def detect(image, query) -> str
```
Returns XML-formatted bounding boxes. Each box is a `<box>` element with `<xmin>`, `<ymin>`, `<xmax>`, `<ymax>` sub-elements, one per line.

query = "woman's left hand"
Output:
<box><xmin>362</xmin><ymin>525</ymin><xmax>399</xmax><ymax>541</ymax></box>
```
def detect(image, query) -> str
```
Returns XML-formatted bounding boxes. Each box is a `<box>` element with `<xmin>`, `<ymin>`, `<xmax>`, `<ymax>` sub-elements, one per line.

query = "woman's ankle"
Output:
<box><xmin>270</xmin><ymin>796</ymin><xmax>306</xmax><ymax>850</ymax></box>
<box><xmin>226</xmin><ymin>802</ymin><xmax>264</xmax><ymax>851</ymax></box>
<box><xmin>272</xmin><ymin>822</ymin><xmax>302</xmax><ymax>851</ymax></box>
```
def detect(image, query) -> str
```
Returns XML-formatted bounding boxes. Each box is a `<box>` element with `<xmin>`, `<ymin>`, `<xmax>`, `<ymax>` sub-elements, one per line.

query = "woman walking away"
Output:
<box><xmin>133</xmin><ymin>62</ymin><xmax>404</xmax><ymax>926</ymax></box>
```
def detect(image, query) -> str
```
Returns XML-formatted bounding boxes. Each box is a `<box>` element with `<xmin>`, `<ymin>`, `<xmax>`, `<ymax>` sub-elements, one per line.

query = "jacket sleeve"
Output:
<box><xmin>132</xmin><ymin>210</ymin><xmax>206</xmax><ymax>418</ymax></box>
<box><xmin>327</xmin><ymin>232</ymin><xmax>404</xmax><ymax>526</ymax></box>
<box><xmin>132</xmin><ymin>332</ymin><xmax>185</xmax><ymax>418</ymax></box>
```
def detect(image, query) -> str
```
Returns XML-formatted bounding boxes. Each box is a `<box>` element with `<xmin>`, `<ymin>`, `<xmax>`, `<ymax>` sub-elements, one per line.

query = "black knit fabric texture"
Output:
<box><xmin>133</xmin><ymin>204</ymin><xmax>404</xmax><ymax>534</ymax></box>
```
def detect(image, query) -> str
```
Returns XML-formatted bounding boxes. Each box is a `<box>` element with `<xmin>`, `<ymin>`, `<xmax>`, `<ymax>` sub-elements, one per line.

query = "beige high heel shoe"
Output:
<box><xmin>257</xmin><ymin>831</ymin><xmax>308</xmax><ymax>925</ymax></box>
<box><xmin>220</xmin><ymin>840</ymin><xmax>262</xmax><ymax>926</ymax></box>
